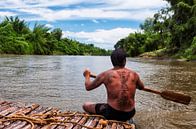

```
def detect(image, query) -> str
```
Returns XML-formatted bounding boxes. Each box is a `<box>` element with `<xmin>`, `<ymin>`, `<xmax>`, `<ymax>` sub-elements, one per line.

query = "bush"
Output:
<box><xmin>184</xmin><ymin>36</ymin><xmax>196</xmax><ymax>59</ymax></box>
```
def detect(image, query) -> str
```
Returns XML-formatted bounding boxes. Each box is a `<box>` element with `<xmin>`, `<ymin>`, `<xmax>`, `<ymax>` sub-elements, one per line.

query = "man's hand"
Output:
<box><xmin>83</xmin><ymin>69</ymin><xmax>90</xmax><ymax>78</ymax></box>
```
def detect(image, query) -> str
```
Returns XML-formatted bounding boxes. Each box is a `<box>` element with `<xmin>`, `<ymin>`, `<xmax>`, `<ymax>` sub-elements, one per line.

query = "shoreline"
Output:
<box><xmin>1</xmin><ymin>53</ymin><xmax>196</xmax><ymax>62</ymax></box>
<box><xmin>138</xmin><ymin>50</ymin><xmax>196</xmax><ymax>62</ymax></box>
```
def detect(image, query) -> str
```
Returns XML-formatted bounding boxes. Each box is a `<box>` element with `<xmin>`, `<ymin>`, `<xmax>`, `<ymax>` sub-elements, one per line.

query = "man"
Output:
<box><xmin>83</xmin><ymin>48</ymin><xmax>145</xmax><ymax>121</ymax></box>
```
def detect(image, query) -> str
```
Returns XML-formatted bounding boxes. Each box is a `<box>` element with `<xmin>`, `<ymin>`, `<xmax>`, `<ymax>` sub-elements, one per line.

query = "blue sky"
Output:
<box><xmin>0</xmin><ymin>0</ymin><xmax>168</xmax><ymax>49</ymax></box>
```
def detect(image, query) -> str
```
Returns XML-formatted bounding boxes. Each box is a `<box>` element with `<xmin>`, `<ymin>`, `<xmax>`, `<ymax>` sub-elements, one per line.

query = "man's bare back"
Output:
<box><xmin>97</xmin><ymin>67</ymin><xmax>143</xmax><ymax>112</ymax></box>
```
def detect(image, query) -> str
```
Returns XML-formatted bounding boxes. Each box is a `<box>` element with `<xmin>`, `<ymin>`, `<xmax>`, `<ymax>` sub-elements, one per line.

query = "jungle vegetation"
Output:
<box><xmin>0</xmin><ymin>16</ymin><xmax>110</xmax><ymax>55</ymax></box>
<box><xmin>115</xmin><ymin>0</ymin><xmax>196</xmax><ymax>60</ymax></box>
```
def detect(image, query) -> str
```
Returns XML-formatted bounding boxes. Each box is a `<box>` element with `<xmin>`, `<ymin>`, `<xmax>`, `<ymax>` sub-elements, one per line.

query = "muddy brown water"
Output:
<box><xmin>0</xmin><ymin>55</ymin><xmax>195</xmax><ymax>129</ymax></box>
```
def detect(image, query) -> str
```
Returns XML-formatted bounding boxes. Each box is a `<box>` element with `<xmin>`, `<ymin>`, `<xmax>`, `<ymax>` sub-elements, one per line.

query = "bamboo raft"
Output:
<box><xmin>0</xmin><ymin>100</ymin><xmax>135</xmax><ymax>129</ymax></box>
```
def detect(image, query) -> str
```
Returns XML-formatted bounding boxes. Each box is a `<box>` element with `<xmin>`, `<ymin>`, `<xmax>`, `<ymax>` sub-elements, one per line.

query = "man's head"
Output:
<box><xmin>111</xmin><ymin>48</ymin><xmax>127</xmax><ymax>67</ymax></box>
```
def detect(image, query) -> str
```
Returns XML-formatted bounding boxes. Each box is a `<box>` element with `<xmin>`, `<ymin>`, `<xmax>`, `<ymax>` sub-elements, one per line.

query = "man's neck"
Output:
<box><xmin>113</xmin><ymin>66</ymin><xmax>125</xmax><ymax>69</ymax></box>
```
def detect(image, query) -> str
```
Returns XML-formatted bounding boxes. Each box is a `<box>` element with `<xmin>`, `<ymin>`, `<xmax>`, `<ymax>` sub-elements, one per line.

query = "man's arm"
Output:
<box><xmin>83</xmin><ymin>69</ymin><xmax>104</xmax><ymax>91</ymax></box>
<box><xmin>135</xmin><ymin>73</ymin><xmax>145</xmax><ymax>90</ymax></box>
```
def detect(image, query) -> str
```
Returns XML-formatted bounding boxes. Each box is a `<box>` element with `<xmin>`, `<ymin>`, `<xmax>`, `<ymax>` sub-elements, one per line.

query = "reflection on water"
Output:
<box><xmin>0</xmin><ymin>55</ymin><xmax>195</xmax><ymax>129</ymax></box>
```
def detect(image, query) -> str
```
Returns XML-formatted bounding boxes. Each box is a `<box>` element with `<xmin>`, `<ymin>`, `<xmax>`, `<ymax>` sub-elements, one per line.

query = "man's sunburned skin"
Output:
<box><xmin>102</xmin><ymin>68</ymin><xmax>136</xmax><ymax>112</ymax></box>
<box><xmin>117</xmin><ymin>70</ymin><xmax>131</xmax><ymax>108</ymax></box>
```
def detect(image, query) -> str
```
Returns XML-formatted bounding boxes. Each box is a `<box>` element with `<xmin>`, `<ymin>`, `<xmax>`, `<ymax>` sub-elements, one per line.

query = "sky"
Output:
<box><xmin>0</xmin><ymin>0</ymin><xmax>168</xmax><ymax>50</ymax></box>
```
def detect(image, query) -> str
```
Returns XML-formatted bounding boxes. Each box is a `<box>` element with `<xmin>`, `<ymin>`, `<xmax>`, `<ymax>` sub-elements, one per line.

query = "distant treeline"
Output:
<box><xmin>0</xmin><ymin>16</ymin><xmax>111</xmax><ymax>55</ymax></box>
<box><xmin>115</xmin><ymin>0</ymin><xmax>196</xmax><ymax>60</ymax></box>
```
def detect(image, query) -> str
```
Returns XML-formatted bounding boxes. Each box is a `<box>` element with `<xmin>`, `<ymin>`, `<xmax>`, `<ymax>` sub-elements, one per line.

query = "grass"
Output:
<box><xmin>139</xmin><ymin>48</ymin><xmax>196</xmax><ymax>61</ymax></box>
<box><xmin>139</xmin><ymin>48</ymin><xmax>168</xmax><ymax>58</ymax></box>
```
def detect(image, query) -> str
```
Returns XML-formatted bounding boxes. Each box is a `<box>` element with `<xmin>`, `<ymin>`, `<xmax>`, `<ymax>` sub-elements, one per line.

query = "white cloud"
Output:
<box><xmin>21</xmin><ymin>0</ymin><xmax>95</xmax><ymax>8</ymax></box>
<box><xmin>63</xmin><ymin>27</ymin><xmax>138</xmax><ymax>49</ymax></box>
<box><xmin>0</xmin><ymin>11</ymin><xmax>17</xmax><ymax>17</ymax></box>
<box><xmin>104</xmin><ymin>0</ymin><xmax>168</xmax><ymax>10</ymax></box>
<box><xmin>0</xmin><ymin>0</ymin><xmax>168</xmax><ymax>21</ymax></box>
<box><xmin>0</xmin><ymin>0</ymin><xmax>25</xmax><ymax>9</ymax></box>
<box><xmin>92</xmin><ymin>19</ymin><xmax>99</xmax><ymax>23</ymax></box>
<box><xmin>0</xmin><ymin>0</ymin><xmax>167</xmax><ymax>9</ymax></box>
<box><xmin>45</xmin><ymin>24</ymin><xmax>53</xmax><ymax>28</ymax></box>
<box><xmin>16</xmin><ymin>8</ymin><xmax>157</xmax><ymax>21</ymax></box>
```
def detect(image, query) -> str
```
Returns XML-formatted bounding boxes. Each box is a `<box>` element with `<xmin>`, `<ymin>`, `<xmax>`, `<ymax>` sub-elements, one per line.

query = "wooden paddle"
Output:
<box><xmin>89</xmin><ymin>73</ymin><xmax>191</xmax><ymax>105</ymax></box>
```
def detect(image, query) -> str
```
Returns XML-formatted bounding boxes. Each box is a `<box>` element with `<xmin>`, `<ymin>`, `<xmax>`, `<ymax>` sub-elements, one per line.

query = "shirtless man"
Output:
<box><xmin>83</xmin><ymin>48</ymin><xmax>145</xmax><ymax>121</ymax></box>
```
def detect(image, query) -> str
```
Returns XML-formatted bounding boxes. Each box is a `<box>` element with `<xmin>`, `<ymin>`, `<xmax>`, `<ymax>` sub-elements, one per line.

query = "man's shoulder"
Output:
<box><xmin>98</xmin><ymin>70</ymin><xmax>112</xmax><ymax>77</ymax></box>
<box><xmin>125</xmin><ymin>67</ymin><xmax>136</xmax><ymax>73</ymax></box>
<box><xmin>124</xmin><ymin>68</ymin><xmax>139</xmax><ymax>78</ymax></box>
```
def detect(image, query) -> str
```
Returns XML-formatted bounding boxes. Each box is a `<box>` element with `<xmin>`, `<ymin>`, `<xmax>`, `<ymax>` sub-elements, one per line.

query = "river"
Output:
<box><xmin>0</xmin><ymin>55</ymin><xmax>195</xmax><ymax>129</ymax></box>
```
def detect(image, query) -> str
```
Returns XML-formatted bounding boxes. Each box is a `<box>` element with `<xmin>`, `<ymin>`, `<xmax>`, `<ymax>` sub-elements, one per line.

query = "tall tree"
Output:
<box><xmin>114</xmin><ymin>0</ymin><xmax>195</xmax><ymax>59</ymax></box>
<box><xmin>51</xmin><ymin>28</ymin><xmax>63</xmax><ymax>41</ymax></box>
<box><xmin>26</xmin><ymin>24</ymin><xmax>50</xmax><ymax>54</ymax></box>
<box><xmin>4</xmin><ymin>16</ymin><xmax>30</xmax><ymax>35</ymax></box>
<box><xmin>165</xmin><ymin>0</ymin><xmax>195</xmax><ymax>51</ymax></box>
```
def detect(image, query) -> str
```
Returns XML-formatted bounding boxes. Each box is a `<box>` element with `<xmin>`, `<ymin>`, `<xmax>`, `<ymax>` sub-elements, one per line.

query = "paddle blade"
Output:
<box><xmin>161</xmin><ymin>90</ymin><xmax>191</xmax><ymax>105</ymax></box>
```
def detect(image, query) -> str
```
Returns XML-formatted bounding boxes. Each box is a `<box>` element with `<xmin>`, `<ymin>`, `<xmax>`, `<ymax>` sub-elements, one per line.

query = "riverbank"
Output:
<box><xmin>139</xmin><ymin>48</ymin><xmax>196</xmax><ymax>62</ymax></box>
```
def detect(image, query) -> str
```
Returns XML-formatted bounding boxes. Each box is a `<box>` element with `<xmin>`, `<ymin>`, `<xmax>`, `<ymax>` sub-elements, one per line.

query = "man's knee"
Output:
<box><xmin>83</xmin><ymin>102</ymin><xmax>90</xmax><ymax>111</ymax></box>
<box><xmin>82</xmin><ymin>102</ymin><xmax>96</xmax><ymax>113</ymax></box>
<box><xmin>82</xmin><ymin>103</ymin><xmax>88</xmax><ymax>111</ymax></box>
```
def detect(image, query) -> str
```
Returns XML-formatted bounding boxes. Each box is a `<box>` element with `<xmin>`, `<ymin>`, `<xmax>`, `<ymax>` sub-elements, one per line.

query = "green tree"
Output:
<box><xmin>0</xmin><ymin>16</ymin><xmax>110</xmax><ymax>55</ymax></box>
<box><xmin>51</xmin><ymin>28</ymin><xmax>63</xmax><ymax>41</ymax></box>
<box><xmin>4</xmin><ymin>16</ymin><xmax>30</xmax><ymax>35</ymax></box>
<box><xmin>114</xmin><ymin>0</ymin><xmax>195</xmax><ymax>59</ymax></box>
<box><xmin>166</xmin><ymin>0</ymin><xmax>195</xmax><ymax>52</ymax></box>
<box><xmin>26</xmin><ymin>24</ymin><xmax>50</xmax><ymax>54</ymax></box>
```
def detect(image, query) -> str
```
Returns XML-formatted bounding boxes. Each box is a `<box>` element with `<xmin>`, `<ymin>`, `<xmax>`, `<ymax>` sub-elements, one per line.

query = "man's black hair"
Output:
<box><xmin>111</xmin><ymin>48</ymin><xmax>127</xmax><ymax>67</ymax></box>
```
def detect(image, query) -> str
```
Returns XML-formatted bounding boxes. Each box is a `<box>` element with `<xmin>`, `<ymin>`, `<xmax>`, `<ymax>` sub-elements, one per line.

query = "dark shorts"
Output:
<box><xmin>95</xmin><ymin>103</ymin><xmax>135</xmax><ymax>121</ymax></box>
